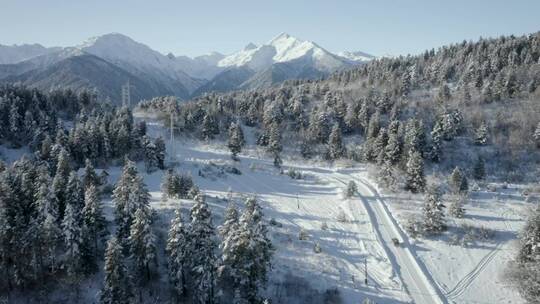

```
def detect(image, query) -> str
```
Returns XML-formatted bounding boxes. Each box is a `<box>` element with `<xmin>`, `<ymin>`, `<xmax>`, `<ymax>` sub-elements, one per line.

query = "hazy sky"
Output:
<box><xmin>1</xmin><ymin>0</ymin><xmax>539</xmax><ymax>57</ymax></box>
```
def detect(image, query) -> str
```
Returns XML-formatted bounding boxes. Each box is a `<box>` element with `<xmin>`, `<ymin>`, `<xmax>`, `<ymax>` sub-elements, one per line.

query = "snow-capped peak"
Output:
<box><xmin>243</xmin><ymin>43</ymin><xmax>257</xmax><ymax>51</ymax></box>
<box><xmin>338</xmin><ymin>50</ymin><xmax>375</xmax><ymax>62</ymax></box>
<box><xmin>218</xmin><ymin>32</ymin><xmax>348</xmax><ymax>72</ymax></box>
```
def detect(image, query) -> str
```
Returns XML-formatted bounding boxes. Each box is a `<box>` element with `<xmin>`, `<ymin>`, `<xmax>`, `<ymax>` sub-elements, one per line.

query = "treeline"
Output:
<box><xmin>0</xmin><ymin>85</ymin><xmax>102</xmax><ymax>148</ymax></box>
<box><xmin>0</xmin><ymin>85</ymin><xmax>166</xmax><ymax>171</ymax></box>
<box><xmin>139</xmin><ymin>31</ymin><xmax>540</xmax><ymax>184</ymax></box>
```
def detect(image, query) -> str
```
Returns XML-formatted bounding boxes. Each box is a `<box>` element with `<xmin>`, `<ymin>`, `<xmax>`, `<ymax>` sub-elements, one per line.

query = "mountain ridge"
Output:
<box><xmin>0</xmin><ymin>32</ymin><xmax>374</xmax><ymax>103</ymax></box>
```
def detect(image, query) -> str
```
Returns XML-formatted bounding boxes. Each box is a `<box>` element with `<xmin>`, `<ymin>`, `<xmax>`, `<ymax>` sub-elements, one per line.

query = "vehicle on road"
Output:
<box><xmin>392</xmin><ymin>238</ymin><xmax>400</xmax><ymax>247</ymax></box>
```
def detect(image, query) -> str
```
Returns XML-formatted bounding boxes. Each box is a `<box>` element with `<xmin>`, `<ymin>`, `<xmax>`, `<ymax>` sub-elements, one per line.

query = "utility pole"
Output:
<box><xmin>169</xmin><ymin>100</ymin><xmax>176</xmax><ymax>163</ymax></box>
<box><xmin>364</xmin><ymin>258</ymin><xmax>368</xmax><ymax>285</ymax></box>
<box><xmin>296</xmin><ymin>193</ymin><xmax>300</xmax><ymax>209</ymax></box>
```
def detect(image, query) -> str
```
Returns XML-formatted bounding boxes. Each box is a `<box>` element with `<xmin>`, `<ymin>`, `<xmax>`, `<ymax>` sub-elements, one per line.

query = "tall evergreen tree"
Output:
<box><xmin>267</xmin><ymin>122</ymin><xmax>283</xmax><ymax>168</ymax></box>
<box><xmin>52</xmin><ymin>148</ymin><xmax>71</xmax><ymax>219</ymax></box>
<box><xmin>81</xmin><ymin>185</ymin><xmax>107</xmax><ymax>273</ymax></box>
<box><xmin>449</xmin><ymin>167</ymin><xmax>468</xmax><ymax>194</ymax></box>
<box><xmin>82</xmin><ymin>159</ymin><xmax>100</xmax><ymax>190</ymax></box>
<box><xmin>221</xmin><ymin>197</ymin><xmax>273</xmax><ymax>303</ymax></box>
<box><xmin>327</xmin><ymin>123</ymin><xmax>345</xmax><ymax>160</ymax></box>
<box><xmin>405</xmin><ymin>150</ymin><xmax>426</xmax><ymax>193</ymax></box>
<box><xmin>167</xmin><ymin>209</ymin><xmax>190</xmax><ymax>300</ymax></box>
<box><xmin>385</xmin><ymin>125</ymin><xmax>402</xmax><ymax>165</ymax></box>
<box><xmin>423</xmin><ymin>186</ymin><xmax>446</xmax><ymax>234</ymax></box>
<box><xmin>228</xmin><ymin>122</ymin><xmax>245</xmax><ymax>160</ymax></box>
<box><xmin>128</xmin><ymin>207</ymin><xmax>156</xmax><ymax>284</ymax></box>
<box><xmin>474</xmin><ymin>122</ymin><xmax>489</xmax><ymax>145</ymax></box>
<box><xmin>473</xmin><ymin>155</ymin><xmax>486</xmax><ymax>180</ymax></box>
<box><xmin>100</xmin><ymin>237</ymin><xmax>131</xmax><ymax>304</ymax></box>
<box><xmin>62</xmin><ymin>201</ymin><xmax>83</xmax><ymax>278</ymax></box>
<box><xmin>154</xmin><ymin>136</ymin><xmax>166</xmax><ymax>170</ymax></box>
<box><xmin>189</xmin><ymin>194</ymin><xmax>218</xmax><ymax>304</ymax></box>
<box><xmin>113</xmin><ymin>160</ymin><xmax>150</xmax><ymax>242</ymax></box>
<box><xmin>430</xmin><ymin>120</ymin><xmax>444</xmax><ymax>162</ymax></box>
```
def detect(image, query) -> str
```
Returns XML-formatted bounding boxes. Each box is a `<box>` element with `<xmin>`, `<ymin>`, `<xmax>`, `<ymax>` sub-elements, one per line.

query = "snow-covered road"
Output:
<box><xmin>334</xmin><ymin>172</ymin><xmax>447</xmax><ymax>304</ymax></box>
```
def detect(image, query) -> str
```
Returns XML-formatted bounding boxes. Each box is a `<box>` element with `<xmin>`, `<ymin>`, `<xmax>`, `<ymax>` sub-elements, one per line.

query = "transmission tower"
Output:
<box><xmin>121</xmin><ymin>79</ymin><xmax>132</xmax><ymax>107</ymax></box>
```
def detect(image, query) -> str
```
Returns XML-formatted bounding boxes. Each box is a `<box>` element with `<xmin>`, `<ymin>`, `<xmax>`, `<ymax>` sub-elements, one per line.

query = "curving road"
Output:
<box><xmin>335</xmin><ymin>173</ymin><xmax>447</xmax><ymax>304</ymax></box>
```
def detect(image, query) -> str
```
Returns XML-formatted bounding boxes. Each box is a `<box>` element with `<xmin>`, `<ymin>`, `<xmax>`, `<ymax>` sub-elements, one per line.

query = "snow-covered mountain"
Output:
<box><xmin>194</xmin><ymin>33</ymin><xmax>374</xmax><ymax>94</ymax></box>
<box><xmin>0</xmin><ymin>32</ymin><xmax>374</xmax><ymax>101</ymax></box>
<box><xmin>338</xmin><ymin>51</ymin><xmax>376</xmax><ymax>62</ymax></box>
<box><xmin>172</xmin><ymin>51</ymin><xmax>225</xmax><ymax>80</ymax></box>
<box><xmin>218</xmin><ymin>33</ymin><xmax>355</xmax><ymax>72</ymax></box>
<box><xmin>77</xmin><ymin>33</ymin><xmax>203</xmax><ymax>95</ymax></box>
<box><xmin>0</xmin><ymin>43</ymin><xmax>61</xmax><ymax>64</ymax></box>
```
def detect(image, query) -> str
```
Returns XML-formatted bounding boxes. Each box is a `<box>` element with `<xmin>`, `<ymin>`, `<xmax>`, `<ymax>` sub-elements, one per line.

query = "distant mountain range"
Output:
<box><xmin>0</xmin><ymin>33</ymin><xmax>374</xmax><ymax>104</ymax></box>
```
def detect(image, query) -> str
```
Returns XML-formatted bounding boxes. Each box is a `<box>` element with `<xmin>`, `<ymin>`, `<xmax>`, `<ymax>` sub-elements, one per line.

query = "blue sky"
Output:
<box><xmin>1</xmin><ymin>0</ymin><xmax>539</xmax><ymax>57</ymax></box>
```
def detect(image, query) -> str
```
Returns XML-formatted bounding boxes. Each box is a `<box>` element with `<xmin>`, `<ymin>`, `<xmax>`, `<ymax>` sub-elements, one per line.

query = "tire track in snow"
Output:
<box><xmin>338</xmin><ymin>174</ymin><xmax>447</xmax><ymax>304</ymax></box>
<box><xmin>445</xmin><ymin>243</ymin><xmax>502</xmax><ymax>301</ymax></box>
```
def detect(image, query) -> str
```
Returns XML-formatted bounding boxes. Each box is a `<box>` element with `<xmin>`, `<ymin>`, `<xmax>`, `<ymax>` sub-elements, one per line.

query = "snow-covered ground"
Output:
<box><xmin>372</xmin><ymin>179</ymin><xmax>531</xmax><ymax>304</ymax></box>
<box><xmin>141</xmin><ymin>120</ymin><xmax>529</xmax><ymax>303</ymax></box>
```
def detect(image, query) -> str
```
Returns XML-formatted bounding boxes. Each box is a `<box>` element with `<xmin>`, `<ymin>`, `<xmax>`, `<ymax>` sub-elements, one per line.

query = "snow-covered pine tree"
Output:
<box><xmin>82</xmin><ymin>158</ymin><xmax>100</xmax><ymax>190</ymax></box>
<box><xmin>219</xmin><ymin>202</ymin><xmax>239</xmax><ymax>239</ymax></box>
<box><xmin>346</xmin><ymin>181</ymin><xmax>358</xmax><ymax>197</ymax></box>
<box><xmin>385</xmin><ymin>126</ymin><xmax>401</xmax><ymax>164</ymax></box>
<box><xmin>510</xmin><ymin>203</ymin><xmax>540</xmax><ymax>302</ymax></box>
<box><xmin>267</xmin><ymin>122</ymin><xmax>283</xmax><ymax>168</ymax></box>
<box><xmin>128</xmin><ymin>207</ymin><xmax>156</xmax><ymax>283</ymax></box>
<box><xmin>474</xmin><ymin>121</ymin><xmax>489</xmax><ymax>145</ymax></box>
<box><xmin>81</xmin><ymin>184</ymin><xmax>106</xmax><ymax>273</ymax></box>
<box><xmin>113</xmin><ymin>159</ymin><xmax>149</xmax><ymax>242</ymax></box>
<box><xmin>366</xmin><ymin>111</ymin><xmax>380</xmax><ymax>139</ymax></box>
<box><xmin>154</xmin><ymin>136</ymin><xmax>166</xmax><ymax>170</ymax></box>
<box><xmin>449</xmin><ymin>167</ymin><xmax>468</xmax><ymax>194</ymax></box>
<box><xmin>423</xmin><ymin>185</ymin><xmax>446</xmax><ymax>234</ymax></box>
<box><xmin>228</xmin><ymin>122</ymin><xmax>245</xmax><ymax>160</ymax></box>
<box><xmin>52</xmin><ymin>148</ymin><xmax>72</xmax><ymax>219</ymax></box>
<box><xmin>517</xmin><ymin>204</ymin><xmax>540</xmax><ymax>263</ymax></box>
<box><xmin>374</xmin><ymin>127</ymin><xmax>388</xmax><ymax>164</ymax></box>
<box><xmin>405</xmin><ymin>150</ymin><xmax>426</xmax><ymax>193</ymax></box>
<box><xmin>189</xmin><ymin>194</ymin><xmax>218</xmax><ymax>304</ymax></box>
<box><xmin>202</xmin><ymin>113</ymin><xmax>217</xmax><ymax>140</ymax></box>
<box><xmin>100</xmin><ymin>237</ymin><xmax>131</xmax><ymax>304</ymax></box>
<box><xmin>142</xmin><ymin>135</ymin><xmax>159</xmax><ymax>173</ymax></box>
<box><xmin>327</xmin><ymin>123</ymin><xmax>345</xmax><ymax>160</ymax></box>
<box><xmin>66</xmin><ymin>171</ymin><xmax>84</xmax><ymax>211</ymax></box>
<box><xmin>430</xmin><ymin>120</ymin><xmax>444</xmax><ymax>162</ymax></box>
<box><xmin>308</xmin><ymin>107</ymin><xmax>330</xmax><ymax>143</ymax></box>
<box><xmin>240</xmin><ymin>197</ymin><xmax>273</xmax><ymax>302</ymax></box>
<box><xmin>161</xmin><ymin>169</ymin><xmax>176</xmax><ymax>201</ymax></box>
<box><xmin>404</xmin><ymin>118</ymin><xmax>426</xmax><ymax>155</ymax></box>
<box><xmin>378</xmin><ymin>160</ymin><xmax>396</xmax><ymax>190</ymax></box>
<box><xmin>222</xmin><ymin>197</ymin><xmax>273</xmax><ymax>302</ymax></box>
<box><xmin>62</xmin><ymin>201</ymin><xmax>83</xmax><ymax>278</ymax></box>
<box><xmin>448</xmin><ymin>195</ymin><xmax>466</xmax><ymax>218</ymax></box>
<box><xmin>473</xmin><ymin>155</ymin><xmax>486</xmax><ymax>180</ymax></box>
<box><xmin>166</xmin><ymin>209</ymin><xmax>190</xmax><ymax>299</ymax></box>
<box><xmin>35</xmin><ymin>178</ymin><xmax>62</xmax><ymax>274</ymax></box>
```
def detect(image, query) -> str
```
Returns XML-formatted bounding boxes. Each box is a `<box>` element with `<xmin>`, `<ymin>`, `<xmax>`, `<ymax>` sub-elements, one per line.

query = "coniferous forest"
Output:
<box><xmin>0</xmin><ymin>11</ymin><xmax>540</xmax><ymax>304</ymax></box>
